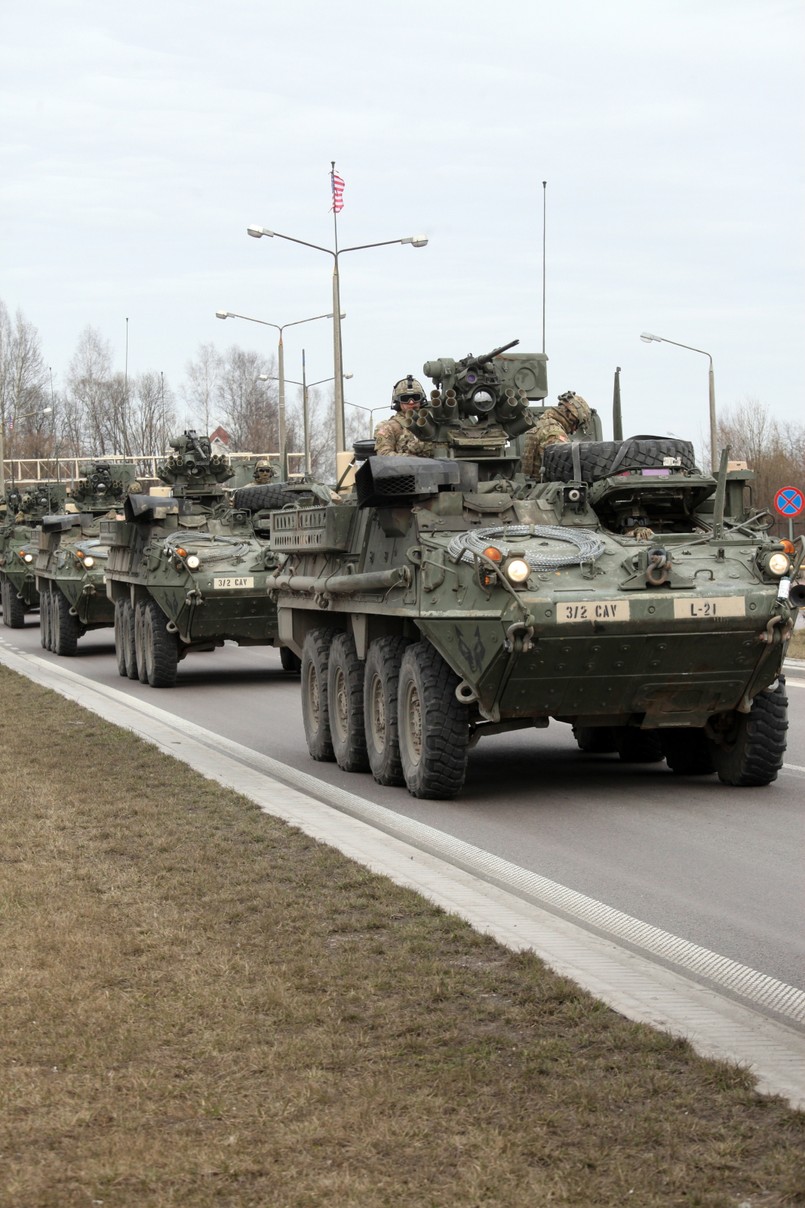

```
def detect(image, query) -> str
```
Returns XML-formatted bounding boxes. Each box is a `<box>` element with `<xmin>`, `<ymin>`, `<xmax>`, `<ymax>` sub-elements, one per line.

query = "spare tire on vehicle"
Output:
<box><xmin>541</xmin><ymin>437</ymin><xmax>697</xmax><ymax>484</ymax></box>
<box><xmin>232</xmin><ymin>483</ymin><xmax>298</xmax><ymax>511</ymax></box>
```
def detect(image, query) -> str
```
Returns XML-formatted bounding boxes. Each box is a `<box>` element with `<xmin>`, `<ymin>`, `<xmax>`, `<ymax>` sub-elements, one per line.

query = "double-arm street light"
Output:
<box><xmin>640</xmin><ymin>332</ymin><xmax>717</xmax><ymax>471</ymax></box>
<box><xmin>1</xmin><ymin>406</ymin><xmax>54</xmax><ymax>487</ymax></box>
<box><xmin>215</xmin><ymin>308</ymin><xmax>336</xmax><ymax>476</ymax></box>
<box><xmin>345</xmin><ymin>401</ymin><xmax>387</xmax><ymax>439</ymax></box>
<box><xmin>258</xmin><ymin>357</ymin><xmax>353</xmax><ymax>475</ymax></box>
<box><xmin>246</xmin><ymin>225</ymin><xmax>428</xmax><ymax>456</ymax></box>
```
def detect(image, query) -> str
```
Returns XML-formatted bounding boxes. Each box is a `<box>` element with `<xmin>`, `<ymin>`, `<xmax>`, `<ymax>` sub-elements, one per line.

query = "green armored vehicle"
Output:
<box><xmin>35</xmin><ymin>462</ymin><xmax>139</xmax><ymax>655</ymax></box>
<box><xmin>269</xmin><ymin>340</ymin><xmax>801</xmax><ymax>799</ymax></box>
<box><xmin>102</xmin><ymin>431</ymin><xmax>297</xmax><ymax>687</ymax></box>
<box><xmin>0</xmin><ymin>482</ymin><xmax>67</xmax><ymax>627</ymax></box>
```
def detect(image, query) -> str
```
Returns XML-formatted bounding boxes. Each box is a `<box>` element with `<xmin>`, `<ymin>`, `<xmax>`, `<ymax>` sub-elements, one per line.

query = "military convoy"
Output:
<box><xmin>100</xmin><ymin>431</ymin><xmax>298</xmax><ymax>687</ymax></box>
<box><xmin>266</xmin><ymin>340</ymin><xmax>801</xmax><ymax>799</ymax></box>
<box><xmin>0</xmin><ymin>482</ymin><xmax>67</xmax><ymax>627</ymax></box>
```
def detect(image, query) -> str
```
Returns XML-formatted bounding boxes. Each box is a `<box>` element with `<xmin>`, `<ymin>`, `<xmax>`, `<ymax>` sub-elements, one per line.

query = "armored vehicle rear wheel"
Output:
<box><xmin>40</xmin><ymin>584</ymin><xmax>51</xmax><ymax>650</ymax></box>
<box><xmin>541</xmin><ymin>437</ymin><xmax>697</xmax><ymax>484</ymax></box>
<box><xmin>143</xmin><ymin>599</ymin><xmax>179</xmax><ymax>688</ymax></box>
<box><xmin>134</xmin><ymin>601</ymin><xmax>149</xmax><ymax>683</ymax></box>
<box><xmin>364</xmin><ymin>636</ymin><xmax>410</xmax><ymax>787</ymax></box>
<box><xmin>398</xmin><ymin>641</ymin><xmax>469</xmax><ymax>800</ymax></box>
<box><xmin>327</xmin><ymin>632</ymin><xmax>369</xmax><ymax>772</ymax></box>
<box><xmin>573</xmin><ymin>725</ymin><xmax>618</xmax><ymax>753</ymax></box>
<box><xmin>113</xmin><ymin>599</ymin><xmax>128</xmax><ymax>676</ymax></box>
<box><xmin>661</xmin><ymin>728</ymin><xmax>716</xmax><ymax>776</ymax></box>
<box><xmin>52</xmin><ymin>587</ymin><xmax>79</xmax><ymax>656</ymax></box>
<box><xmin>2</xmin><ymin>577</ymin><xmax>26</xmax><ymax>628</ymax></box>
<box><xmin>301</xmin><ymin>628</ymin><xmax>336</xmax><ymax>762</ymax></box>
<box><xmin>279</xmin><ymin>645</ymin><xmax>302</xmax><ymax>674</ymax></box>
<box><xmin>232</xmin><ymin>483</ymin><xmax>297</xmax><ymax>511</ymax></box>
<box><xmin>122</xmin><ymin>600</ymin><xmax>138</xmax><ymax>679</ymax></box>
<box><xmin>709</xmin><ymin>679</ymin><xmax>788</xmax><ymax>786</ymax></box>
<box><xmin>615</xmin><ymin>727</ymin><xmax>664</xmax><ymax>763</ymax></box>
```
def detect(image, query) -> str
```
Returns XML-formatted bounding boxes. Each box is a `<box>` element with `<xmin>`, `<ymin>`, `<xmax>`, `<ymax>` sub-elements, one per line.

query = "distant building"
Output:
<box><xmin>209</xmin><ymin>426</ymin><xmax>232</xmax><ymax>452</ymax></box>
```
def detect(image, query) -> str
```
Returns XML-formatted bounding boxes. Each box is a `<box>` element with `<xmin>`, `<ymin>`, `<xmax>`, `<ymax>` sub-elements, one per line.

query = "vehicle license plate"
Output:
<box><xmin>673</xmin><ymin>596</ymin><xmax>745</xmax><ymax>619</ymax></box>
<box><xmin>213</xmin><ymin>576</ymin><xmax>254</xmax><ymax>590</ymax></box>
<box><xmin>556</xmin><ymin>600</ymin><xmax>630</xmax><ymax>623</ymax></box>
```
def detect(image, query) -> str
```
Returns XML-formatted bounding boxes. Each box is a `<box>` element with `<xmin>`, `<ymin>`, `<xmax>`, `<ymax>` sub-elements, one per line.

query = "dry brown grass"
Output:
<box><xmin>1</xmin><ymin>664</ymin><xmax>803</xmax><ymax>1208</ymax></box>
<box><xmin>787</xmin><ymin>627</ymin><xmax>805</xmax><ymax>660</ymax></box>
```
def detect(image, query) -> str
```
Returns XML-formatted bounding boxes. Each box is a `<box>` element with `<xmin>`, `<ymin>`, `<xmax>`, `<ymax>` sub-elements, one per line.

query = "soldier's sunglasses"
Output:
<box><xmin>399</xmin><ymin>392</ymin><xmax>423</xmax><ymax>403</ymax></box>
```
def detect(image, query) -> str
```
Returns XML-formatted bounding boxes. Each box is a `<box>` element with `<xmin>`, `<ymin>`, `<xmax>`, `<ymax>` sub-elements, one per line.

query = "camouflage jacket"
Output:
<box><xmin>373</xmin><ymin>414</ymin><xmax>434</xmax><ymax>458</ymax></box>
<box><xmin>521</xmin><ymin>408</ymin><xmax>571</xmax><ymax>478</ymax></box>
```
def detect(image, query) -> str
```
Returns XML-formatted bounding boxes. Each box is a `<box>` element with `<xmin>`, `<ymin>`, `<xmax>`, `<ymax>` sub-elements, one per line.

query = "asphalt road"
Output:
<box><xmin>3</xmin><ymin>620</ymin><xmax>804</xmax><ymax>994</ymax></box>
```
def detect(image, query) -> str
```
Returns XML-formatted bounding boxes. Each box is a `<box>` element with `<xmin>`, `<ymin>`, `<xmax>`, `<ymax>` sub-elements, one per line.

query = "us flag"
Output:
<box><xmin>330</xmin><ymin>170</ymin><xmax>345</xmax><ymax>213</ymax></box>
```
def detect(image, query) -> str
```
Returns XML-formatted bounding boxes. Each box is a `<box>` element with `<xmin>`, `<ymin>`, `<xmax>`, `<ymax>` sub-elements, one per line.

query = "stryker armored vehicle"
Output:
<box><xmin>35</xmin><ymin>461</ymin><xmax>139</xmax><ymax>655</ymax></box>
<box><xmin>0</xmin><ymin>482</ymin><xmax>67</xmax><ymax>627</ymax></box>
<box><xmin>268</xmin><ymin>340</ymin><xmax>801</xmax><ymax>799</ymax></box>
<box><xmin>102</xmin><ymin>431</ymin><xmax>298</xmax><ymax>687</ymax></box>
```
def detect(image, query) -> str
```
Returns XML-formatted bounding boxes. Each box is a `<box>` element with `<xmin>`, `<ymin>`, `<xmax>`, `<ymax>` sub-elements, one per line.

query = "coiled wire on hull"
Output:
<box><xmin>447</xmin><ymin>525</ymin><xmax>605</xmax><ymax>571</ymax></box>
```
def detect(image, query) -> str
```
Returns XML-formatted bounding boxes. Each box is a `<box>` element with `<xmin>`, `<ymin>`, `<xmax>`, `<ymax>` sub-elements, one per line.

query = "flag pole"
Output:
<box><xmin>541</xmin><ymin>180</ymin><xmax>547</xmax><ymax>355</ymax></box>
<box><xmin>330</xmin><ymin>161</ymin><xmax>346</xmax><ymax>456</ymax></box>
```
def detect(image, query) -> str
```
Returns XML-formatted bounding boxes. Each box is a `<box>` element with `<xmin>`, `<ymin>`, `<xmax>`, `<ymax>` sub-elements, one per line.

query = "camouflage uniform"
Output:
<box><xmin>373</xmin><ymin>414</ymin><xmax>434</xmax><ymax>458</ymax></box>
<box><xmin>521</xmin><ymin>393</ymin><xmax>591</xmax><ymax>479</ymax></box>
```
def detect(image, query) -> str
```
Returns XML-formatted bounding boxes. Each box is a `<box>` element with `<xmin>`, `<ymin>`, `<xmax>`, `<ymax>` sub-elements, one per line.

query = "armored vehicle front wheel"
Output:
<box><xmin>134</xmin><ymin>601</ymin><xmax>149</xmax><ymax>683</ymax></box>
<box><xmin>364</xmin><ymin>636</ymin><xmax>410</xmax><ymax>787</ymax></box>
<box><xmin>113</xmin><ymin>599</ymin><xmax>128</xmax><ymax>677</ymax></box>
<box><xmin>279</xmin><ymin>646</ymin><xmax>302</xmax><ymax>674</ymax></box>
<box><xmin>301</xmin><ymin>628</ymin><xmax>336</xmax><ymax>762</ymax></box>
<box><xmin>2</xmin><ymin>576</ymin><xmax>26</xmax><ymax>628</ymax></box>
<box><xmin>709</xmin><ymin>679</ymin><xmax>788</xmax><ymax>787</ymax></box>
<box><xmin>143</xmin><ymin>599</ymin><xmax>179</xmax><ymax>688</ymax></box>
<box><xmin>398</xmin><ymin>641</ymin><xmax>469</xmax><ymax>800</ymax></box>
<box><xmin>661</xmin><ymin>728</ymin><xmax>716</xmax><ymax>776</ymax></box>
<box><xmin>52</xmin><ymin>587</ymin><xmax>79</xmax><ymax>656</ymax></box>
<box><xmin>40</xmin><ymin>584</ymin><xmax>52</xmax><ymax>650</ymax></box>
<box><xmin>122</xmin><ymin>600</ymin><xmax>138</xmax><ymax>680</ymax></box>
<box><xmin>327</xmin><ymin>632</ymin><xmax>369</xmax><ymax>772</ymax></box>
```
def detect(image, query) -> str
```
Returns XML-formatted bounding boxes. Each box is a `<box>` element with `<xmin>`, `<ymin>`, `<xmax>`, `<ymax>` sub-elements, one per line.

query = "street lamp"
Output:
<box><xmin>345</xmin><ymin>401</ymin><xmax>387</xmax><ymax>439</ymax></box>
<box><xmin>258</xmin><ymin>362</ymin><xmax>353</xmax><ymax>475</ymax></box>
<box><xmin>215</xmin><ymin>308</ymin><xmax>337</xmax><ymax>476</ymax></box>
<box><xmin>1</xmin><ymin>406</ymin><xmax>54</xmax><ymax>488</ymax></box>
<box><xmin>640</xmin><ymin>332</ymin><xmax>717</xmax><ymax>471</ymax></box>
<box><xmin>246</xmin><ymin>224</ymin><xmax>428</xmax><ymax>455</ymax></box>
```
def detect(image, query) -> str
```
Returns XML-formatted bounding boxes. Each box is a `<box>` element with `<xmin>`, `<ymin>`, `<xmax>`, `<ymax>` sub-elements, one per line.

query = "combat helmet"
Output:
<box><xmin>557</xmin><ymin>391</ymin><xmax>592</xmax><ymax>431</ymax></box>
<box><xmin>253</xmin><ymin>459</ymin><xmax>275</xmax><ymax>482</ymax></box>
<box><xmin>391</xmin><ymin>375</ymin><xmax>426</xmax><ymax>412</ymax></box>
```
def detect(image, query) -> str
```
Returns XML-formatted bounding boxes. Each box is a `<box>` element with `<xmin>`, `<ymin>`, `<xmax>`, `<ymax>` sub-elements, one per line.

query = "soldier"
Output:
<box><xmin>521</xmin><ymin>391</ymin><xmax>592</xmax><ymax>479</ymax></box>
<box><xmin>253</xmin><ymin>459</ymin><xmax>276</xmax><ymax>484</ymax></box>
<box><xmin>373</xmin><ymin>376</ymin><xmax>435</xmax><ymax>457</ymax></box>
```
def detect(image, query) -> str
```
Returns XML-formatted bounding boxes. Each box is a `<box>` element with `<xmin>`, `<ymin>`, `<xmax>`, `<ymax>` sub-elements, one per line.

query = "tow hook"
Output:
<box><xmin>505</xmin><ymin>620</ymin><xmax>535</xmax><ymax>653</ymax></box>
<box><xmin>646</xmin><ymin>546</ymin><xmax>672</xmax><ymax>586</ymax></box>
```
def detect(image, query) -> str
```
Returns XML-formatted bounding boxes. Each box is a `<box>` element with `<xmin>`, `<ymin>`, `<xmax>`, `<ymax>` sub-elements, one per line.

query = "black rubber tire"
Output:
<box><xmin>398</xmin><ymin>641</ymin><xmax>469</xmax><ymax>800</ymax></box>
<box><xmin>143</xmin><ymin>599</ymin><xmax>179</xmax><ymax>688</ymax></box>
<box><xmin>301</xmin><ymin>628</ymin><xmax>336</xmax><ymax>762</ymax></box>
<box><xmin>364</xmin><ymin>636</ymin><xmax>410</xmax><ymax>787</ymax></box>
<box><xmin>327</xmin><ymin>632</ymin><xmax>369</xmax><ymax>772</ymax></box>
<box><xmin>615</xmin><ymin>727</ymin><xmax>665</xmax><ymax>763</ymax></box>
<box><xmin>113</xmin><ymin>599</ymin><xmax>128</xmax><ymax>677</ymax></box>
<box><xmin>52</xmin><ymin>587</ymin><xmax>79</xmax><ymax>656</ymax></box>
<box><xmin>3</xmin><ymin>577</ymin><xmax>26</xmax><ymax>628</ymax></box>
<box><xmin>542</xmin><ymin>437</ymin><xmax>697</xmax><ymax>484</ymax></box>
<box><xmin>661</xmin><ymin>728</ymin><xmax>716</xmax><ymax>776</ymax></box>
<box><xmin>573</xmin><ymin>725</ymin><xmax>618</xmax><ymax>754</ymax></box>
<box><xmin>40</xmin><ymin>584</ymin><xmax>51</xmax><ymax>650</ymax></box>
<box><xmin>122</xmin><ymin>599</ymin><xmax>138</xmax><ymax>680</ymax></box>
<box><xmin>232</xmin><ymin>483</ymin><xmax>297</xmax><ymax>511</ymax></box>
<box><xmin>279</xmin><ymin>645</ymin><xmax>302</xmax><ymax>674</ymax></box>
<box><xmin>134</xmin><ymin>600</ymin><xmax>149</xmax><ymax>683</ymax></box>
<box><xmin>710</xmin><ymin>679</ymin><xmax>788</xmax><ymax>787</ymax></box>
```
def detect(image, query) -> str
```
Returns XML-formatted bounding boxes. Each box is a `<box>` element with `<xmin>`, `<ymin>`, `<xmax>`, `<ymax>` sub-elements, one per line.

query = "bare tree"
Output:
<box><xmin>0</xmin><ymin>306</ymin><xmax>52</xmax><ymax>464</ymax></box>
<box><xmin>128</xmin><ymin>371</ymin><xmax>178</xmax><ymax>457</ymax></box>
<box><xmin>215</xmin><ymin>346</ymin><xmax>276</xmax><ymax>451</ymax></box>
<box><xmin>182</xmin><ymin>342</ymin><xmax>222</xmax><ymax>435</ymax></box>
<box><xmin>67</xmin><ymin>327</ymin><xmax>115</xmax><ymax>454</ymax></box>
<box><xmin>716</xmin><ymin>398</ymin><xmax>805</xmax><ymax>534</ymax></box>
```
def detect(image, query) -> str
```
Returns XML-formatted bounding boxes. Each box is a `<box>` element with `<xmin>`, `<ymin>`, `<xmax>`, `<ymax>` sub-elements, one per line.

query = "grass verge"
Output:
<box><xmin>1</xmin><ymin>664</ymin><xmax>803</xmax><ymax>1208</ymax></box>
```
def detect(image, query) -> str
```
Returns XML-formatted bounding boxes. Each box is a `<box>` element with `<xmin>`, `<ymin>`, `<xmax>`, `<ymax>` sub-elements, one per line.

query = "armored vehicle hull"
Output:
<box><xmin>269</xmin><ymin>345</ymin><xmax>800</xmax><ymax>799</ymax></box>
<box><xmin>0</xmin><ymin>527</ymin><xmax>40</xmax><ymax>627</ymax></box>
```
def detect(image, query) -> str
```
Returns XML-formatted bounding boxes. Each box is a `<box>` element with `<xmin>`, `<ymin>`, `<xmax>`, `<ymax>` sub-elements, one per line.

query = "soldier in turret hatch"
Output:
<box><xmin>373</xmin><ymin>376</ymin><xmax>435</xmax><ymax>457</ymax></box>
<box><xmin>521</xmin><ymin>391</ymin><xmax>592</xmax><ymax>479</ymax></box>
<box><xmin>253</xmin><ymin>459</ymin><xmax>276</xmax><ymax>484</ymax></box>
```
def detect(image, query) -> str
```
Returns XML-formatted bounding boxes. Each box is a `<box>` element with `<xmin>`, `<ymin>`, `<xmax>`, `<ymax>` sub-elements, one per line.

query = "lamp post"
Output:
<box><xmin>640</xmin><ymin>332</ymin><xmax>717</xmax><ymax>471</ymax></box>
<box><xmin>345</xmin><ymin>401</ymin><xmax>387</xmax><ymax>439</ymax></box>
<box><xmin>215</xmin><ymin>308</ymin><xmax>336</xmax><ymax>476</ymax></box>
<box><xmin>246</xmin><ymin>225</ymin><xmax>428</xmax><ymax>456</ymax></box>
<box><xmin>258</xmin><ymin>358</ymin><xmax>352</xmax><ymax>475</ymax></box>
<box><xmin>1</xmin><ymin>406</ymin><xmax>54</xmax><ymax>488</ymax></box>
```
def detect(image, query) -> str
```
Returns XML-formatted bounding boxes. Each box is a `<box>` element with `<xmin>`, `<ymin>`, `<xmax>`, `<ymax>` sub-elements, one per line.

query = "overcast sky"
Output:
<box><xmin>2</xmin><ymin>0</ymin><xmax>803</xmax><ymax>457</ymax></box>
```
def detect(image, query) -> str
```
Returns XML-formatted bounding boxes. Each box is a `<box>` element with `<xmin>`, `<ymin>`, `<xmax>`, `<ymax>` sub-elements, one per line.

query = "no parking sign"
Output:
<box><xmin>774</xmin><ymin>486</ymin><xmax>804</xmax><ymax>519</ymax></box>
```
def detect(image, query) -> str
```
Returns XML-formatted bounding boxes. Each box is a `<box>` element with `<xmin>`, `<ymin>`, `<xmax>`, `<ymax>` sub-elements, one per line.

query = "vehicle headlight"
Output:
<box><xmin>505</xmin><ymin>558</ymin><xmax>531</xmax><ymax>584</ymax></box>
<box><xmin>185</xmin><ymin>554</ymin><xmax>201</xmax><ymax>570</ymax></box>
<box><xmin>82</xmin><ymin>556</ymin><xmax>95</xmax><ymax>569</ymax></box>
<box><xmin>767</xmin><ymin>553</ymin><xmax>791</xmax><ymax>577</ymax></box>
<box><xmin>22</xmin><ymin>552</ymin><xmax>34</xmax><ymax>563</ymax></box>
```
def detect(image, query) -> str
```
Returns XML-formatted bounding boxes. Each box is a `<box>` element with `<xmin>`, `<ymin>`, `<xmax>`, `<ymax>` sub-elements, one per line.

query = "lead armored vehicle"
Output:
<box><xmin>269</xmin><ymin>340</ymin><xmax>801</xmax><ymax>799</ymax></box>
<box><xmin>36</xmin><ymin>461</ymin><xmax>139</xmax><ymax>655</ymax></box>
<box><xmin>0</xmin><ymin>482</ymin><xmax>67</xmax><ymax>627</ymax></box>
<box><xmin>102</xmin><ymin>431</ymin><xmax>297</xmax><ymax>687</ymax></box>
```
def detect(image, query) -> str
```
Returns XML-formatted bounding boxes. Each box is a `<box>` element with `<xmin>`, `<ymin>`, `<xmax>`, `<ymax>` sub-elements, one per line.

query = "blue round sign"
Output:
<box><xmin>774</xmin><ymin>486</ymin><xmax>804</xmax><ymax>518</ymax></box>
